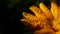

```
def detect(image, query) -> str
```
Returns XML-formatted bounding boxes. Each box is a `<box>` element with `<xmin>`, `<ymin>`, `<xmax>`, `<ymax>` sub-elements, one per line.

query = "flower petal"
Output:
<box><xmin>39</xmin><ymin>3</ymin><xmax>52</xmax><ymax>18</ymax></box>
<box><xmin>29</xmin><ymin>6</ymin><xmax>46</xmax><ymax>20</ymax></box>
<box><xmin>29</xmin><ymin>6</ymin><xmax>40</xmax><ymax>16</ymax></box>
<box><xmin>51</xmin><ymin>2</ymin><xmax>58</xmax><ymax>20</ymax></box>
<box><xmin>22</xmin><ymin>12</ymin><xmax>35</xmax><ymax>19</ymax></box>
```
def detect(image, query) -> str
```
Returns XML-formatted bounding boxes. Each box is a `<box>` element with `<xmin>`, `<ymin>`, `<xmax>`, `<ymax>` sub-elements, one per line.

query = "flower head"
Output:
<box><xmin>21</xmin><ymin>1</ymin><xmax>59</xmax><ymax>34</ymax></box>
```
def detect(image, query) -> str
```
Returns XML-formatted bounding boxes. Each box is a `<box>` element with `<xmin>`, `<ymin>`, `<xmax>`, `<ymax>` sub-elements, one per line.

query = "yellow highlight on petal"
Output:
<box><xmin>39</xmin><ymin>3</ymin><xmax>51</xmax><ymax>17</ymax></box>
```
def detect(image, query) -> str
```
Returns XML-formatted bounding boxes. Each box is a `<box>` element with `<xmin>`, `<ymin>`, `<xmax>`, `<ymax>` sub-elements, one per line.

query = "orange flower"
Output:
<box><xmin>21</xmin><ymin>2</ymin><xmax>60</xmax><ymax>34</ymax></box>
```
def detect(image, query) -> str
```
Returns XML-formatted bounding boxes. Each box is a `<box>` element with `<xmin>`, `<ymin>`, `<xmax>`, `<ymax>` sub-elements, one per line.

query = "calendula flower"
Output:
<box><xmin>21</xmin><ymin>1</ymin><xmax>60</xmax><ymax>34</ymax></box>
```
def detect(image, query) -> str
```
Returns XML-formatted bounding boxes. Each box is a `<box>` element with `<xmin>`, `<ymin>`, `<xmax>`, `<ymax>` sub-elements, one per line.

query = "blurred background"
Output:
<box><xmin>1</xmin><ymin>0</ymin><xmax>59</xmax><ymax>34</ymax></box>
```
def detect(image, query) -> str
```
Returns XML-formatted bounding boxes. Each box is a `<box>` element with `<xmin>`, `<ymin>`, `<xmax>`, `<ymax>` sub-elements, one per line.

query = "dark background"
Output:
<box><xmin>1</xmin><ymin>0</ymin><xmax>59</xmax><ymax>34</ymax></box>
